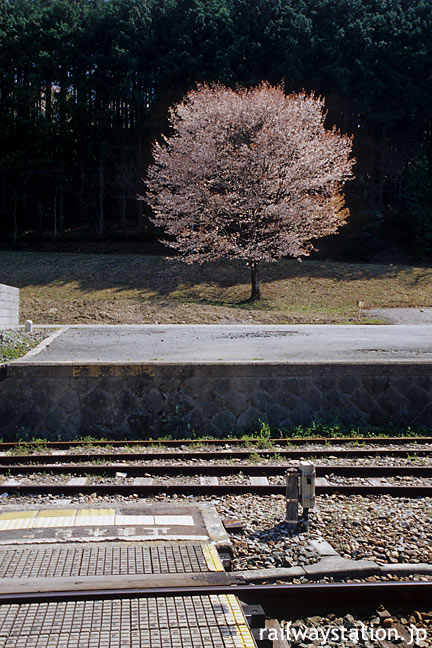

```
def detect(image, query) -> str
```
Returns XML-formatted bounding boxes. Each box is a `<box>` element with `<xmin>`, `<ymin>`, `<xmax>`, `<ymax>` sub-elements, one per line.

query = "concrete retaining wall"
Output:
<box><xmin>0</xmin><ymin>283</ymin><xmax>19</xmax><ymax>327</ymax></box>
<box><xmin>1</xmin><ymin>362</ymin><xmax>431</xmax><ymax>440</ymax></box>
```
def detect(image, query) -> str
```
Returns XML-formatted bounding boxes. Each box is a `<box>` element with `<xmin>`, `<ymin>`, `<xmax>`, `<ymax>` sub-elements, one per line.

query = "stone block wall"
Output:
<box><xmin>1</xmin><ymin>362</ymin><xmax>431</xmax><ymax>440</ymax></box>
<box><xmin>0</xmin><ymin>283</ymin><xmax>19</xmax><ymax>327</ymax></box>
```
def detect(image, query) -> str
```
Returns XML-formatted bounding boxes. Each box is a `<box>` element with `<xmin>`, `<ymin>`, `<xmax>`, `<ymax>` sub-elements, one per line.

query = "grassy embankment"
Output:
<box><xmin>1</xmin><ymin>251</ymin><xmax>432</xmax><ymax>325</ymax></box>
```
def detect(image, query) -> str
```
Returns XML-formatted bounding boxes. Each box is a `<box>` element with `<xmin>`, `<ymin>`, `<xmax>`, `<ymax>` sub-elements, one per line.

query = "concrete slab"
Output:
<box><xmin>133</xmin><ymin>477</ymin><xmax>154</xmax><ymax>486</ymax></box>
<box><xmin>0</xmin><ymin>503</ymin><xmax>230</xmax><ymax>546</ymax></box>
<box><xmin>14</xmin><ymin>323</ymin><xmax>432</xmax><ymax>363</ymax></box>
<box><xmin>365</xmin><ymin>308</ymin><xmax>432</xmax><ymax>324</ymax></box>
<box><xmin>200</xmin><ymin>476</ymin><xmax>219</xmax><ymax>486</ymax></box>
<box><xmin>308</xmin><ymin>539</ymin><xmax>340</xmax><ymax>557</ymax></box>
<box><xmin>315</xmin><ymin>477</ymin><xmax>331</xmax><ymax>487</ymax></box>
<box><xmin>249</xmin><ymin>476</ymin><xmax>269</xmax><ymax>486</ymax></box>
<box><xmin>304</xmin><ymin>556</ymin><xmax>378</xmax><ymax>579</ymax></box>
<box><xmin>67</xmin><ymin>477</ymin><xmax>88</xmax><ymax>486</ymax></box>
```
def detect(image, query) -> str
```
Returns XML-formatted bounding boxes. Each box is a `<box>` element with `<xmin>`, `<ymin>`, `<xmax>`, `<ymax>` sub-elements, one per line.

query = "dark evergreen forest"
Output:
<box><xmin>1</xmin><ymin>0</ymin><xmax>431</xmax><ymax>261</ymax></box>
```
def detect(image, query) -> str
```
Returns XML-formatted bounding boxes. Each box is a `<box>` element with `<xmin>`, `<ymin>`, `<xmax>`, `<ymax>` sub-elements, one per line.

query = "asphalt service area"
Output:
<box><xmin>16</xmin><ymin>323</ymin><xmax>432</xmax><ymax>363</ymax></box>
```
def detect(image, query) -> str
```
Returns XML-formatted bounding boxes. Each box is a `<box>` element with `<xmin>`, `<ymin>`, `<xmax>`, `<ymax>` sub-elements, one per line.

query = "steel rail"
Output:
<box><xmin>0</xmin><ymin>436</ymin><xmax>431</xmax><ymax>449</ymax></box>
<box><xmin>0</xmin><ymin>447</ymin><xmax>431</xmax><ymax>464</ymax></box>
<box><xmin>2</xmin><ymin>483</ymin><xmax>432</xmax><ymax>496</ymax></box>
<box><xmin>1</xmin><ymin>463</ymin><xmax>432</xmax><ymax>477</ymax></box>
<box><xmin>0</xmin><ymin>582</ymin><xmax>430</xmax><ymax>617</ymax></box>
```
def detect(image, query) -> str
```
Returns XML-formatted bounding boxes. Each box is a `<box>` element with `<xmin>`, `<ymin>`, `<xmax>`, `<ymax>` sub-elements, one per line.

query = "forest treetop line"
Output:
<box><xmin>1</xmin><ymin>0</ymin><xmax>431</xmax><ymax>262</ymax></box>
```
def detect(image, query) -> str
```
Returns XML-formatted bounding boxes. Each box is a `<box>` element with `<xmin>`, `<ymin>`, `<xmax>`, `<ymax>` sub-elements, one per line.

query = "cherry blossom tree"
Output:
<box><xmin>146</xmin><ymin>83</ymin><xmax>355</xmax><ymax>300</ymax></box>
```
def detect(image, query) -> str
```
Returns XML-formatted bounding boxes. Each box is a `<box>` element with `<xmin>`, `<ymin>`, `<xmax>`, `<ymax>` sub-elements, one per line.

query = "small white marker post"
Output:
<box><xmin>25</xmin><ymin>320</ymin><xmax>33</xmax><ymax>333</ymax></box>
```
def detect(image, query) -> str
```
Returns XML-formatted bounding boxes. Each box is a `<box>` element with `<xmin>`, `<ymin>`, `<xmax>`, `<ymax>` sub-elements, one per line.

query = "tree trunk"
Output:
<box><xmin>250</xmin><ymin>262</ymin><xmax>260</xmax><ymax>301</ymax></box>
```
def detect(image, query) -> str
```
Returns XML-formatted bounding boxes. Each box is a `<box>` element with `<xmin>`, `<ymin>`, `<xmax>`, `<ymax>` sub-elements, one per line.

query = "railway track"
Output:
<box><xmin>1</xmin><ymin>436</ymin><xmax>431</xmax><ymax>450</ymax></box>
<box><xmin>2</xmin><ymin>442</ymin><xmax>432</xmax><ymax>496</ymax></box>
<box><xmin>1</xmin><ymin>443</ymin><xmax>431</xmax><ymax>644</ymax></box>
<box><xmin>1</xmin><ymin>581</ymin><xmax>430</xmax><ymax>617</ymax></box>
<box><xmin>2</xmin><ymin>465</ymin><xmax>432</xmax><ymax>496</ymax></box>
<box><xmin>1</xmin><ymin>581</ymin><xmax>431</xmax><ymax>648</ymax></box>
<box><xmin>2</xmin><ymin>462</ymin><xmax>432</xmax><ymax>477</ymax></box>
<box><xmin>3</xmin><ymin>483</ymin><xmax>432</xmax><ymax>497</ymax></box>
<box><xmin>1</xmin><ymin>446</ymin><xmax>432</xmax><ymax>464</ymax></box>
<box><xmin>1</xmin><ymin>439</ymin><xmax>430</xmax><ymax>646</ymax></box>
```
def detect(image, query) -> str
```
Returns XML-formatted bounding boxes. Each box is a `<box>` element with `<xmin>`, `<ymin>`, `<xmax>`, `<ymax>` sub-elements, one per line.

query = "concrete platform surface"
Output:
<box><xmin>0</xmin><ymin>594</ymin><xmax>257</xmax><ymax>647</ymax></box>
<box><xmin>0</xmin><ymin>503</ymin><xmax>229</xmax><ymax>546</ymax></box>
<box><xmin>16</xmin><ymin>323</ymin><xmax>432</xmax><ymax>363</ymax></box>
<box><xmin>0</xmin><ymin>542</ymin><xmax>224</xmax><ymax>578</ymax></box>
<box><xmin>0</xmin><ymin>541</ymin><xmax>231</xmax><ymax>594</ymax></box>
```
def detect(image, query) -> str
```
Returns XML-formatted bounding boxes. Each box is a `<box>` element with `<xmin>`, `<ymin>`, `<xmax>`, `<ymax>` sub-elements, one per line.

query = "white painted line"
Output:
<box><xmin>200</xmin><ymin>476</ymin><xmax>219</xmax><ymax>486</ymax></box>
<box><xmin>74</xmin><ymin>515</ymin><xmax>115</xmax><ymax>527</ymax></box>
<box><xmin>0</xmin><ymin>518</ymin><xmax>34</xmax><ymax>531</ymax></box>
<box><xmin>154</xmin><ymin>515</ymin><xmax>194</xmax><ymax>526</ymax></box>
<box><xmin>115</xmin><ymin>515</ymin><xmax>154</xmax><ymax>526</ymax></box>
<box><xmin>249</xmin><ymin>476</ymin><xmax>269</xmax><ymax>486</ymax></box>
<box><xmin>33</xmin><ymin>517</ymin><xmax>75</xmax><ymax>528</ymax></box>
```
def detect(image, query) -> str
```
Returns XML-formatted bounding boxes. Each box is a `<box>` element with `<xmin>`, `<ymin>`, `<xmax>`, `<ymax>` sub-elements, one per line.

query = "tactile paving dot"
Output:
<box><xmin>0</xmin><ymin>596</ymin><xmax>256</xmax><ymax>648</ymax></box>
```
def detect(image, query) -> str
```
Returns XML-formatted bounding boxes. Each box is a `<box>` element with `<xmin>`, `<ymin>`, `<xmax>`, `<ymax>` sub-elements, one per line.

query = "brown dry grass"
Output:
<box><xmin>2</xmin><ymin>251</ymin><xmax>432</xmax><ymax>324</ymax></box>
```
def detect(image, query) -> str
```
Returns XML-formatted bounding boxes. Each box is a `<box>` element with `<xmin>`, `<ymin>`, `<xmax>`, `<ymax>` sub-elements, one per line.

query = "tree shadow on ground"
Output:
<box><xmin>0</xmin><ymin>250</ymin><xmax>417</xmax><ymax>302</ymax></box>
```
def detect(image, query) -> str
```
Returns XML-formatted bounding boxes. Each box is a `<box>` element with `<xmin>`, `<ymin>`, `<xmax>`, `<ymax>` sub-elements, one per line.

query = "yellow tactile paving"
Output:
<box><xmin>201</xmin><ymin>543</ymin><xmax>224</xmax><ymax>572</ymax></box>
<box><xmin>236</xmin><ymin>623</ymin><xmax>258</xmax><ymax>648</ymax></box>
<box><xmin>0</xmin><ymin>511</ymin><xmax>36</xmax><ymax>520</ymax></box>
<box><xmin>37</xmin><ymin>509</ymin><xmax>75</xmax><ymax>518</ymax></box>
<box><xmin>76</xmin><ymin>508</ymin><xmax>115</xmax><ymax>517</ymax></box>
<box><xmin>226</xmin><ymin>594</ymin><xmax>250</xmax><ymax>626</ymax></box>
<box><xmin>211</xmin><ymin>595</ymin><xmax>256</xmax><ymax>647</ymax></box>
<box><xmin>0</xmin><ymin>508</ymin><xmax>200</xmax><ymax>532</ymax></box>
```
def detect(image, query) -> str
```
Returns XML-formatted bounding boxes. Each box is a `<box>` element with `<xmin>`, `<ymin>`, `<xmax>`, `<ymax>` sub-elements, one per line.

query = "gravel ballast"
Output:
<box><xmin>0</xmin><ymin>327</ymin><xmax>51</xmax><ymax>362</ymax></box>
<box><xmin>278</xmin><ymin>608</ymin><xmax>432</xmax><ymax>647</ymax></box>
<box><xmin>1</xmin><ymin>492</ymin><xmax>430</xmax><ymax>575</ymax></box>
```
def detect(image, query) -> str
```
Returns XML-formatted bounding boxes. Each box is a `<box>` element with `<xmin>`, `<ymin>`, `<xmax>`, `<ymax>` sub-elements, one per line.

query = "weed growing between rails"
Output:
<box><xmin>8</xmin><ymin>439</ymin><xmax>48</xmax><ymax>456</ymax></box>
<box><xmin>3</xmin><ymin>420</ymin><xmax>432</xmax><ymax>447</ymax></box>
